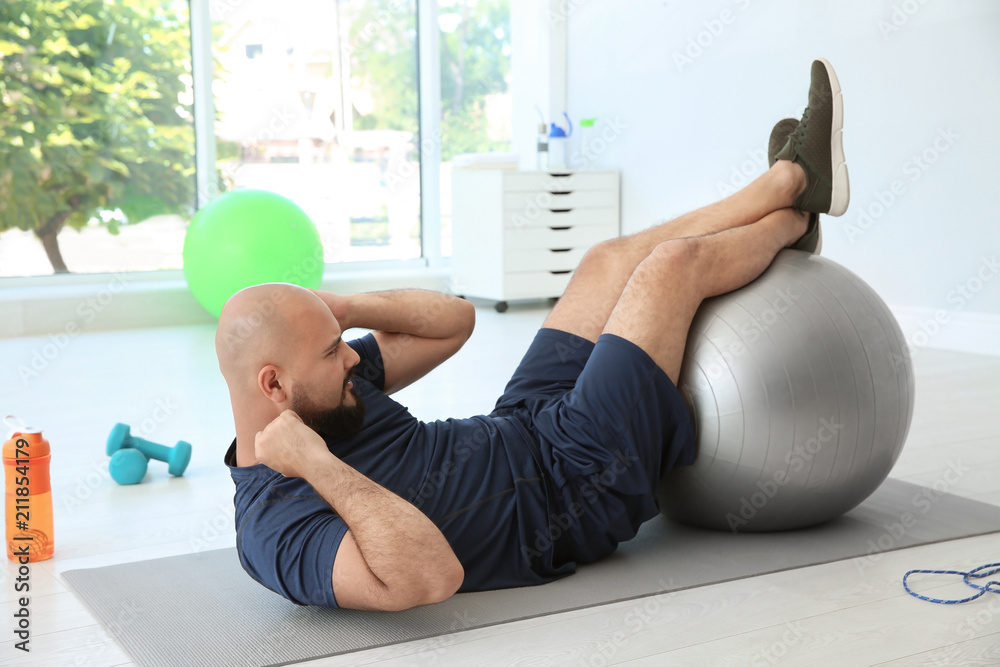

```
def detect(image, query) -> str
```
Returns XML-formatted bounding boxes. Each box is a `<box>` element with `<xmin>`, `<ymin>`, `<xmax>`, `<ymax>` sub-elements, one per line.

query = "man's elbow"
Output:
<box><xmin>455</xmin><ymin>297</ymin><xmax>476</xmax><ymax>341</ymax></box>
<box><xmin>428</xmin><ymin>559</ymin><xmax>465</xmax><ymax>603</ymax></box>
<box><xmin>414</xmin><ymin>557</ymin><xmax>464</xmax><ymax>607</ymax></box>
<box><xmin>391</xmin><ymin>560</ymin><xmax>464</xmax><ymax>611</ymax></box>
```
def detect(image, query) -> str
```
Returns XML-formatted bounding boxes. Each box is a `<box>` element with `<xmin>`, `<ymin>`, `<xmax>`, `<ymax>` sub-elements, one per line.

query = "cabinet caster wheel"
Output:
<box><xmin>495</xmin><ymin>301</ymin><xmax>508</xmax><ymax>313</ymax></box>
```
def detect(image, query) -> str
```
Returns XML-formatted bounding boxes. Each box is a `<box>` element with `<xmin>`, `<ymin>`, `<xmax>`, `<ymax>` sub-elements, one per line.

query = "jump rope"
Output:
<box><xmin>903</xmin><ymin>562</ymin><xmax>1000</xmax><ymax>604</ymax></box>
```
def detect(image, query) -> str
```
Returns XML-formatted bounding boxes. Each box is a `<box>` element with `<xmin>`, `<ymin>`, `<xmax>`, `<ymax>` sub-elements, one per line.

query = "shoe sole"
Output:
<box><xmin>817</xmin><ymin>57</ymin><xmax>850</xmax><ymax>217</ymax></box>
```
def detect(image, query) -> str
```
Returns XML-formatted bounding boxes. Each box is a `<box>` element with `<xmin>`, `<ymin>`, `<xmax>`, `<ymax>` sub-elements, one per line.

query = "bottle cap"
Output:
<box><xmin>3</xmin><ymin>415</ymin><xmax>49</xmax><ymax>460</ymax></box>
<box><xmin>549</xmin><ymin>111</ymin><xmax>574</xmax><ymax>138</ymax></box>
<box><xmin>4</xmin><ymin>415</ymin><xmax>40</xmax><ymax>437</ymax></box>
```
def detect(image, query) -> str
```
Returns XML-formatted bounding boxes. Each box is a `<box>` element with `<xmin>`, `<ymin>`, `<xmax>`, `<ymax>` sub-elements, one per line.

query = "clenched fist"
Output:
<box><xmin>254</xmin><ymin>410</ymin><xmax>330</xmax><ymax>478</ymax></box>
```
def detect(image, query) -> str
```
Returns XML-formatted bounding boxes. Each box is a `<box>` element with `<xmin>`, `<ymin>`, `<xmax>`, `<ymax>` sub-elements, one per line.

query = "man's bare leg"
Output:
<box><xmin>543</xmin><ymin>160</ymin><xmax>806</xmax><ymax>343</ymax></box>
<box><xmin>602</xmin><ymin>207</ymin><xmax>807</xmax><ymax>384</ymax></box>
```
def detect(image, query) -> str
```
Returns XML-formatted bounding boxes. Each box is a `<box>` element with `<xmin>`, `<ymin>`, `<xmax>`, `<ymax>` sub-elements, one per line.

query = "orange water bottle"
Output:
<box><xmin>3</xmin><ymin>416</ymin><xmax>54</xmax><ymax>562</ymax></box>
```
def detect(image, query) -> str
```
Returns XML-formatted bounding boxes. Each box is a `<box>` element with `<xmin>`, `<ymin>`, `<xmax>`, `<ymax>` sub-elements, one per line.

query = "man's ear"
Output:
<box><xmin>258</xmin><ymin>365</ymin><xmax>289</xmax><ymax>404</ymax></box>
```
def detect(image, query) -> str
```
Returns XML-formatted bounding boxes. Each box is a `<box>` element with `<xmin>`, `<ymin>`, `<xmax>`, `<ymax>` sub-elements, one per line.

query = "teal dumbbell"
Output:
<box><xmin>106</xmin><ymin>423</ymin><xmax>192</xmax><ymax>477</ymax></box>
<box><xmin>109</xmin><ymin>449</ymin><xmax>149</xmax><ymax>485</ymax></box>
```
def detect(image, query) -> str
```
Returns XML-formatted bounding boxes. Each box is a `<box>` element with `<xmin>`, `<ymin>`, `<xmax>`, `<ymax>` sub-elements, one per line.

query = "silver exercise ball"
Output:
<box><xmin>658</xmin><ymin>250</ymin><xmax>914</xmax><ymax>532</ymax></box>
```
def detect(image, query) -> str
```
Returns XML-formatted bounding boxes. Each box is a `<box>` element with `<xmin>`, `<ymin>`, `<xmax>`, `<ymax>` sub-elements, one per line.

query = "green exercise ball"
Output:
<box><xmin>182</xmin><ymin>189</ymin><xmax>324</xmax><ymax>318</ymax></box>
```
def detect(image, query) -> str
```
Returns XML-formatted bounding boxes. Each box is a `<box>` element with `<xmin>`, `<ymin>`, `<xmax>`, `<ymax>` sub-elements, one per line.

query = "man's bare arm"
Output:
<box><xmin>311</xmin><ymin>289</ymin><xmax>475</xmax><ymax>393</ymax></box>
<box><xmin>255</xmin><ymin>410</ymin><xmax>464</xmax><ymax>611</ymax></box>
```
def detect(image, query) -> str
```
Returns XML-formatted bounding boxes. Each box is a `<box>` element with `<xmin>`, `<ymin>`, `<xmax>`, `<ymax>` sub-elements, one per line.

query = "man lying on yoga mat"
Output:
<box><xmin>217</xmin><ymin>58</ymin><xmax>849</xmax><ymax>611</ymax></box>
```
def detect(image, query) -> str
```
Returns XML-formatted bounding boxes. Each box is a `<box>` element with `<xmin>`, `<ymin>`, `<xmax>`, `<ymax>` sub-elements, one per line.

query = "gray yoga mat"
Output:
<box><xmin>63</xmin><ymin>478</ymin><xmax>1000</xmax><ymax>667</ymax></box>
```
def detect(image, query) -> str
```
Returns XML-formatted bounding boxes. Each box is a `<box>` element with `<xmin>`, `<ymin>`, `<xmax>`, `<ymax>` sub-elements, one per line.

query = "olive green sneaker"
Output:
<box><xmin>791</xmin><ymin>211</ymin><xmax>822</xmax><ymax>254</ymax></box>
<box><xmin>770</xmin><ymin>118</ymin><xmax>822</xmax><ymax>254</ymax></box>
<box><xmin>768</xmin><ymin>118</ymin><xmax>799</xmax><ymax>167</ymax></box>
<box><xmin>774</xmin><ymin>58</ymin><xmax>850</xmax><ymax>217</ymax></box>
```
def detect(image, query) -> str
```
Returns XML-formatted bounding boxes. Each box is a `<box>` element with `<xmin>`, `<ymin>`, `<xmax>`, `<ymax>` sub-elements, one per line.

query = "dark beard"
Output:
<box><xmin>291</xmin><ymin>375</ymin><xmax>367</xmax><ymax>441</ymax></box>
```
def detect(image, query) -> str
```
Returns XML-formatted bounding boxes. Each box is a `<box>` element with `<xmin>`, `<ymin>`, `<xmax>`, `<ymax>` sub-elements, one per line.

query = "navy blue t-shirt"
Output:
<box><xmin>225</xmin><ymin>333</ymin><xmax>574</xmax><ymax>607</ymax></box>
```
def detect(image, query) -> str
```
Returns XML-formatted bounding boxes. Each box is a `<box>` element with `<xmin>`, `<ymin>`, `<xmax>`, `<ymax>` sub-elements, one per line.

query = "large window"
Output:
<box><xmin>0</xmin><ymin>0</ymin><xmax>511</xmax><ymax>278</ymax></box>
<box><xmin>212</xmin><ymin>0</ymin><xmax>421</xmax><ymax>264</ymax></box>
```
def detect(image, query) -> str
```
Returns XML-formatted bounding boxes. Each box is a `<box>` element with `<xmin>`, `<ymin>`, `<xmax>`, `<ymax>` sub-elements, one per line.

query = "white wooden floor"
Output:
<box><xmin>1</xmin><ymin>303</ymin><xmax>999</xmax><ymax>666</ymax></box>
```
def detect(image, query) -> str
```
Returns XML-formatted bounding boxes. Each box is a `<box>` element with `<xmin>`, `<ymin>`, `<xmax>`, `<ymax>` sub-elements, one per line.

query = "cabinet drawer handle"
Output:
<box><xmin>549</xmin><ymin>208</ymin><xmax>573</xmax><ymax>214</ymax></box>
<box><xmin>549</xmin><ymin>226</ymin><xmax>572</xmax><ymax>231</ymax></box>
<box><xmin>550</xmin><ymin>270</ymin><xmax>572</xmax><ymax>275</ymax></box>
<box><xmin>549</xmin><ymin>248</ymin><xmax>572</xmax><ymax>253</ymax></box>
<box><xmin>548</xmin><ymin>172</ymin><xmax>572</xmax><ymax>178</ymax></box>
<box><xmin>550</xmin><ymin>190</ymin><xmax>573</xmax><ymax>195</ymax></box>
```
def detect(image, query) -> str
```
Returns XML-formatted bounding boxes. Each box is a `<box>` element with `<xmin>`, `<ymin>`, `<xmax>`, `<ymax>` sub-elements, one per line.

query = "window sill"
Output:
<box><xmin>0</xmin><ymin>263</ymin><xmax>452</xmax><ymax>339</ymax></box>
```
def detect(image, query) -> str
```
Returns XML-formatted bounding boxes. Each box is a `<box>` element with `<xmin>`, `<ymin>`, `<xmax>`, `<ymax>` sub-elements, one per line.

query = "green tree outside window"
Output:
<box><xmin>0</xmin><ymin>0</ymin><xmax>196</xmax><ymax>274</ymax></box>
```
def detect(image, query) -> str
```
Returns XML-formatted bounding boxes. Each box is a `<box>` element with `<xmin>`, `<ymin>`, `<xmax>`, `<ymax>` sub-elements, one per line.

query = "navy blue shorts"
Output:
<box><xmin>491</xmin><ymin>328</ymin><xmax>696</xmax><ymax>564</ymax></box>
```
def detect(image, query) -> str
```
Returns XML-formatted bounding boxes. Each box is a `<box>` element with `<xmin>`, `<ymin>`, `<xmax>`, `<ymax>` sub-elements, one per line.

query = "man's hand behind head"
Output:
<box><xmin>310</xmin><ymin>289</ymin><xmax>352</xmax><ymax>329</ymax></box>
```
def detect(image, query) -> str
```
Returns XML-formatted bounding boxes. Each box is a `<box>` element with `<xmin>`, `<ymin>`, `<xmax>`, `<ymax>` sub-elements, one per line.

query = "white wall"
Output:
<box><xmin>558</xmin><ymin>0</ymin><xmax>1000</xmax><ymax>355</ymax></box>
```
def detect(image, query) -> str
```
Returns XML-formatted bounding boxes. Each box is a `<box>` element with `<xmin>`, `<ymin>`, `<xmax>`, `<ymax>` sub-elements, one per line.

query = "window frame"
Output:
<box><xmin>3</xmin><ymin>0</ymin><xmax>448</xmax><ymax>292</ymax></box>
<box><xmin>190</xmin><ymin>0</ymin><xmax>446</xmax><ymax>271</ymax></box>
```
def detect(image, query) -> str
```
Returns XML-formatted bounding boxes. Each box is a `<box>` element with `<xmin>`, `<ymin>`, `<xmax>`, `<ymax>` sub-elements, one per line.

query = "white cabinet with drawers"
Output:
<box><xmin>451</xmin><ymin>169</ymin><xmax>621</xmax><ymax>312</ymax></box>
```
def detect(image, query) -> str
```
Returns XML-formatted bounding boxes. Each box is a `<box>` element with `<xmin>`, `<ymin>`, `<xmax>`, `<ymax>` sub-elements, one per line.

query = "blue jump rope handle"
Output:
<box><xmin>903</xmin><ymin>562</ymin><xmax>1000</xmax><ymax>604</ymax></box>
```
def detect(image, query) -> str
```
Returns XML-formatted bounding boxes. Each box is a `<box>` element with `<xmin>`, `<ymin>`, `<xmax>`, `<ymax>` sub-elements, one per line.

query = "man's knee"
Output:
<box><xmin>580</xmin><ymin>237</ymin><xmax>630</xmax><ymax>274</ymax></box>
<box><xmin>643</xmin><ymin>238</ymin><xmax>702</xmax><ymax>276</ymax></box>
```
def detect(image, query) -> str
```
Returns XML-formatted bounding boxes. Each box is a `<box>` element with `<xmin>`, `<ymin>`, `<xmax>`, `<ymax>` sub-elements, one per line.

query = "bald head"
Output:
<box><xmin>215</xmin><ymin>283</ymin><xmax>332</xmax><ymax>397</ymax></box>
